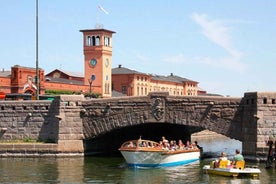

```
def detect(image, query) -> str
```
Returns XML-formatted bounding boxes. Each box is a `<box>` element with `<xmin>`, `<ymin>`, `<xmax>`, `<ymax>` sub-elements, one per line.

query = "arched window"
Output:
<box><xmin>104</xmin><ymin>36</ymin><xmax>109</xmax><ymax>46</ymax></box>
<box><xmin>92</xmin><ymin>36</ymin><xmax>96</xmax><ymax>46</ymax></box>
<box><xmin>86</xmin><ymin>36</ymin><xmax>91</xmax><ymax>46</ymax></box>
<box><xmin>96</xmin><ymin>36</ymin><xmax>100</xmax><ymax>46</ymax></box>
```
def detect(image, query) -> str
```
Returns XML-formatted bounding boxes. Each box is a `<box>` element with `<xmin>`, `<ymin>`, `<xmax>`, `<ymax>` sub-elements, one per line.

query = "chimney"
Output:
<box><xmin>118</xmin><ymin>64</ymin><xmax>122</xmax><ymax>68</ymax></box>
<box><xmin>170</xmin><ymin>73</ymin><xmax>173</xmax><ymax>76</ymax></box>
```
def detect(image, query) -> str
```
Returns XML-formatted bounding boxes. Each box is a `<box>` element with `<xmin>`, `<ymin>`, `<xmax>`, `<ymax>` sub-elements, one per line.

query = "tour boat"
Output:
<box><xmin>118</xmin><ymin>139</ymin><xmax>201</xmax><ymax>168</ymax></box>
<box><xmin>203</xmin><ymin>160</ymin><xmax>261</xmax><ymax>178</ymax></box>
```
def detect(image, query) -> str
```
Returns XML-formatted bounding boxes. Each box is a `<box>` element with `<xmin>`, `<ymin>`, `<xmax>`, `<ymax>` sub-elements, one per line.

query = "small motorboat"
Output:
<box><xmin>118</xmin><ymin>139</ymin><xmax>201</xmax><ymax>168</ymax></box>
<box><xmin>203</xmin><ymin>160</ymin><xmax>261</xmax><ymax>178</ymax></box>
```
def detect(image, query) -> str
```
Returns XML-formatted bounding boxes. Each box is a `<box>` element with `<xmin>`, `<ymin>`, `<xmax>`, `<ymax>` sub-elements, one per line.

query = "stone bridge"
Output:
<box><xmin>0</xmin><ymin>92</ymin><xmax>276</xmax><ymax>161</ymax></box>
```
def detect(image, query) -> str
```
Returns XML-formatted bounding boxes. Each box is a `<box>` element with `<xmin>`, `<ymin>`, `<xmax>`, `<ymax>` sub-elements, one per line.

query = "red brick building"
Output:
<box><xmin>0</xmin><ymin>28</ymin><xmax>206</xmax><ymax>99</ymax></box>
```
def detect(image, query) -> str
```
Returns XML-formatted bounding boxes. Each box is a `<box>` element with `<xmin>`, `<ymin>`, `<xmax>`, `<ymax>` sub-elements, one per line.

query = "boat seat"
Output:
<box><xmin>218</xmin><ymin>160</ymin><xmax>230</xmax><ymax>168</ymax></box>
<box><xmin>234</xmin><ymin>160</ymin><xmax>245</xmax><ymax>170</ymax></box>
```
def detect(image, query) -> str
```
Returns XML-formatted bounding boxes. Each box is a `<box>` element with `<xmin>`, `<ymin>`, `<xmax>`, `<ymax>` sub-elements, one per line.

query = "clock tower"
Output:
<box><xmin>80</xmin><ymin>28</ymin><xmax>115</xmax><ymax>97</ymax></box>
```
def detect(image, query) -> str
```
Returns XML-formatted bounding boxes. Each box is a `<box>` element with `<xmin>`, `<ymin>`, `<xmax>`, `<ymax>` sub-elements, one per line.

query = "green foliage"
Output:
<box><xmin>84</xmin><ymin>92</ymin><xmax>102</xmax><ymax>98</ymax></box>
<box><xmin>45</xmin><ymin>89</ymin><xmax>81</xmax><ymax>95</ymax></box>
<box><xmin>23</xmin><ymin>137</ymin><xmax>36</xmax><ymax>143</ymax></box>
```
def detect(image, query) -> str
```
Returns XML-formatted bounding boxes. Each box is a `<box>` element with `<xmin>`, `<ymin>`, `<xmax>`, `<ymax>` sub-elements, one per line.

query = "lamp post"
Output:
<box><xmin>35</xmin><ymin>0</ymin><xmax>39</xmax><ymax>100</ymax></box>
<box><xmin>88</xmin><ymin>74</ymin><xmax>96</xmax><ymax>96</ymax></box>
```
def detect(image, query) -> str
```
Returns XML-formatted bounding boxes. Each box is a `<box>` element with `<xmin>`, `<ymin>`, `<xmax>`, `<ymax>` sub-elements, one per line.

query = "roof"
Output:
<box><xmin>45</xmin><ymin>76</ymin><xmax>84</xmax><ymax>85</ymax></box>
<box><xmin>112</xmin><ymin>65</ymin><xmax>198</xmax><ymax>84</ymax></box>
<box><xmin>12</xmin><ymin>65</ymin><xmax>44</xmax><ymax>71</ymax></box>
<box><xmin>166</xmin><ymin>74</ymin><xmax>198</xmax><ymax>83</ymax></box>
<box><xmin>150</xmin><ymin>74</ymin><xmax>182</xmax><ymax>84</ymax></box>
<box><xmin>0</xmin><ymin>70</ymin><xmax>11</xmax><ymax>77</ymax></box>
<box><xmin>79</xmin><ymin>28</ymin><xmax>116</xmax><ymax>34</ymax></box>
<box><xmin>46</xmin><ymin>69</ymin><xmax>83</xmax><ymax>78</ymax></box>
<box><xmin>112</xmin><ymin>65</ymin><xmax>147</xmax><ymax>75</ymax></box>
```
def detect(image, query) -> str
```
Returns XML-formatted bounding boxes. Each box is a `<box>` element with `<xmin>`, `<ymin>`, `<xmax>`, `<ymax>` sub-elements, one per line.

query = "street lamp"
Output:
<box><xmin>88</xmin><ymin>74</ymin><xmax>96</xmax><ymax>95</ymax></box>
<box><xmin>35</xmin><ymin>0</ymin><xmax>39</xmax><ymax>100</ymax></box>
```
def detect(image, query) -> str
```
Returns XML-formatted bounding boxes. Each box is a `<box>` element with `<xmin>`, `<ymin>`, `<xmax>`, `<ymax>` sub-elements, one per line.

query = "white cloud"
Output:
<box><xmin>163</xmin><ymin>13</ymin><xmax>247</xmax><ymax>73</ymax></box>
<box><xmin>191</xmin><ymin>13</ymin><xmax>243</xmax><ymax>58</ymax></box>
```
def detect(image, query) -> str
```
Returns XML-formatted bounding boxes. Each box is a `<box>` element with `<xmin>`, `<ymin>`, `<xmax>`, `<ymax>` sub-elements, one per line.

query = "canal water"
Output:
<box><xmin>0</xmin><ymin>137</ymin><xmax>275</xmax><ymax>184</ymax></box>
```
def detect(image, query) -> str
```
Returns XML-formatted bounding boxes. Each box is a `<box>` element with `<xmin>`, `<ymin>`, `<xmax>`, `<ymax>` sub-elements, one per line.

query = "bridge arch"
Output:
<box><xmin>81</xmin><ymin>92</ymin><xmax>243</xmax><ymax>154</ymax></box>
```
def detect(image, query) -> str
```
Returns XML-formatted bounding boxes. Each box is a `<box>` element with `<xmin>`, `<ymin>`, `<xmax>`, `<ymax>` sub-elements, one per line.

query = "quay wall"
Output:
<box><xmin>0</xmin><ymin>95</ymin><xmax>85</xmax><ymax>155</ymax></box>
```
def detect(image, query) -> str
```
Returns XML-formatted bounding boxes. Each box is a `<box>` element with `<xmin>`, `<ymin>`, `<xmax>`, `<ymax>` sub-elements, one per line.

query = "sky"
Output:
<box><xmin>0</xmin><ymin>0</ymin><xmax>276</xmax><ymax>97</ymax></box>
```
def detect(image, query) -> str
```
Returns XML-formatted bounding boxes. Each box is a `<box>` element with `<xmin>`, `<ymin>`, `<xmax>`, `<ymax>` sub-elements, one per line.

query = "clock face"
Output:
<box><xmin>105</xmin><ymin>58</ymin><xmax>109</xmax><ymax>67</ymax></box>
<box><xmin>90</xmin><ymin>59</ymin><xmax>97</xmax><ymax>67</ymax></box>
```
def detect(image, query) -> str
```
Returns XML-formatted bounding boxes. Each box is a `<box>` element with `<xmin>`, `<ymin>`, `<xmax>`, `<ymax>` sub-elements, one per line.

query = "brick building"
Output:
<box><xmin>112</xmin><ymin>65</ymin><xmax>199</xmax><ymax>96</ymax></box>
<box><xmin>0</xmin><ymin>28</ymin><xmax>205</xmax><ymax>99</ymax></box>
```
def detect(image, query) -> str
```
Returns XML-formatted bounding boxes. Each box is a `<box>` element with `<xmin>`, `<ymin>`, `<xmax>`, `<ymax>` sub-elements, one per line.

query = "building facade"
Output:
<box><xmin>112</xmin><ymin>65</ymin><xmax>199</xmax><ymax>97</ymax></box>
<box><xmin>0</xmin><ymin>28</ymin><xmax>204</xmax><ymax>98</ymax></box>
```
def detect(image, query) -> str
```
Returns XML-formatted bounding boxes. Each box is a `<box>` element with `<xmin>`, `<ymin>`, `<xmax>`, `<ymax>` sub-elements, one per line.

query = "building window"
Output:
<box><xmin>92</xmin><ymin>36</ymin><xmax>96</xmax><ymax>45</ymax></box>
<box><xmin>86</xmin><ymin>36</ymin><xmax>91</xmax><ymax>46</ymax></box>
<box><xmin>122</xmin><ymin>86</ymin><xmax>127</xmax><ymax>94</ymax></box>
<box><xmin>104</xmin><ymin>83</ymin><xmax>108</xmax><ymax>94</ymax></box>
<box><xmin>86</xmin><ymin>35</ymin><xmax>97</xmax><ymax>46</ymax></box>
<box><xmin>96</xmin><ymin>36</ymin><xmax>100</xmax><ymax>46</ymax></box>
<box><xmin>104</xmin><ymin>36</ymin><xmax>110</xmax><ymax>46</ymax></box>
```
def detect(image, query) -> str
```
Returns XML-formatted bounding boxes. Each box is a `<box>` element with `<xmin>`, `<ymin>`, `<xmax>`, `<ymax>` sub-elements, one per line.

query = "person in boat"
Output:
<box><xmin>162</xmin><ymin>136</ymin><xmax>169</xmax><ymax>144</ymax></box>
<box><xmin>185</xmin><ymin>140</ymin><xmax>193</xmax><ymax>149</ymax></box>
<box><xmin>194</xmin><ymin>141</ymin><xmax>202</xmax><ymax>150</ymax></box>
<box><xmin>127</xmin><ymin>141</ymin><xmax>135</xmax><ymax>148</ymax></box>
<box><xmin>214</xmin><ymin>152</ymin><xmax>228</xmax><ymax>168</ymax></box>
<box><xmin>178</xmin><ymin>140</ymin><xmax>185</xmax><ymax>150</ymax></box>
<box><xmin>232</xmin><ymin>149</ymin><xmax>244</xmax><ymax>163</ymax></box>
<box><xmin>161</xmin><ymin>136</ymin><xmax>170</xmax><ymax>150</ymax></box>
<box><xmin>169</xmin><ymin>140</ymin><xmax>177</xmax><ymax>151</ymax></box>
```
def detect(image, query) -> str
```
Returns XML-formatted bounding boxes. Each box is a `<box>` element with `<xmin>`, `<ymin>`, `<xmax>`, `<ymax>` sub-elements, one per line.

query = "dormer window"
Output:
<box><xmin>53</xmin><ymin>72</ymin><xmax>60</xmax><ymax>78</ymax></box>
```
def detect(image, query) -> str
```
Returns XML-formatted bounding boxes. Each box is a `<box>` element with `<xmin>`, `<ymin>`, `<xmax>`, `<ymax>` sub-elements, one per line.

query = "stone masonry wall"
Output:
<box><xmin>243</xmin><ymin>92</ymin><xmax>276</xmax><ymax>161</ymax></box>
<box><xmin>0</xmin><ymin>95</ymin><xmax>85</xmax><ymax>155</ymax></box>
<box><xmin>0</xmin><ymin>100</ymin><xmax>58</xmax><ymax>142</ymax></box>
<box><xmin>55</xmin><ymin>95</ymin><xmax>85</xmax><ymax>153</ymax></box>
<box><xmin>82</xmin><ymin>92</ymin><xmax>243</xmax><ymax>140</ymax></box>
<box><xmin>1</xmin><ymin>92</ymin><xmax>275</xmax><ymax>159</ymax></box>
<box><xmin>255</xmin><ymin>92</ymin><xmax>276</xmax><ymax>160</ymax></box>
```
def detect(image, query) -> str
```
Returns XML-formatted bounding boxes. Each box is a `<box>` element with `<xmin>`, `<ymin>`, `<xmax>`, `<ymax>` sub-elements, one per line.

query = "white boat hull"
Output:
<box><xmin>120</xmin><ymin>150</ymin><xmax>200</xmax><ymax>167</ymax></box>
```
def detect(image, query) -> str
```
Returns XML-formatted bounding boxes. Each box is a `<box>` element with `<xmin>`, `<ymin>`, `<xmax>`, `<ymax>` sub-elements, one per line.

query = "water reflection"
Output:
<box><xmin>121</xmin><ymin>161</ymin><xmax>202</xmax><ymax>184</ymax></box>
<box><xmin>0</xmin><ymin>157</ymin><xmax>84</xmax><ymax>183</ymax></box>
<box><xmin>0</xmin><ymin>136</ymin><xmax>275</xmax><ymax>183</ymax></box>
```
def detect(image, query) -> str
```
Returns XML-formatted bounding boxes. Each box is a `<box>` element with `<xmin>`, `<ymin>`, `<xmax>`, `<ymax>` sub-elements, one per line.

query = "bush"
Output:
<box><xmin>45</xmin><ymin>90</ymin><xmax>81</xmax><ymax>95</ymax></box>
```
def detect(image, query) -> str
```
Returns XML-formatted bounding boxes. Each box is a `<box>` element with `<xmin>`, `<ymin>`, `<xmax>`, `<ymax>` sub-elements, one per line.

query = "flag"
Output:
<box><xmin>97</xmin><ymin>4</ymin><xmax>109</xmax><ymax>15</ymax></box>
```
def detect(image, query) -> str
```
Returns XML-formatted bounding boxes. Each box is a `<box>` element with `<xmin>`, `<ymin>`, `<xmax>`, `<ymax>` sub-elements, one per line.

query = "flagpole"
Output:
<box><xmin>35</xmin><ymin>0</ymin><xmax>40</xmax><ymax>100</ymax></box>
